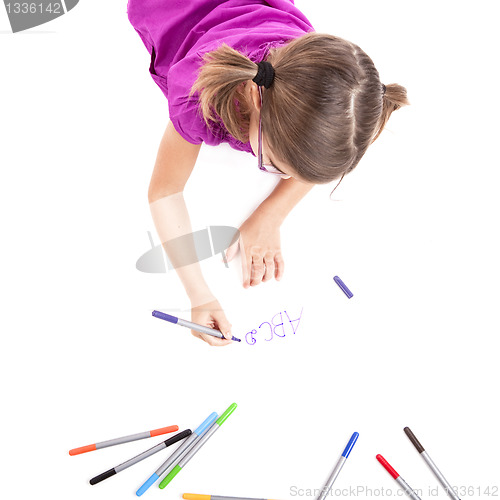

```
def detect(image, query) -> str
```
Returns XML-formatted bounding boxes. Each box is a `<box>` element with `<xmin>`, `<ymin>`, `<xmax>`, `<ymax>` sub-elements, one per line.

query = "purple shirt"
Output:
<box><xmin>127</xmin><ymin>0</ymin><xmax>314</xmax><ymax>153</ymax></box>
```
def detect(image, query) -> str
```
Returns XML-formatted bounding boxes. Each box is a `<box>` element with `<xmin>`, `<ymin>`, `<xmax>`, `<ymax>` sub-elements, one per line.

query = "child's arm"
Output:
<box><xmin>257</xmin><ymin>177</ymin><xmax>314</xmax><ymax>226</ymax></box>
<box><xmin>227</xmin><ymin>178</ymin><xmax>314</xmax><ymax>287</ymax></box>
<box><xmin>149</xmin><ymin>122</ymin><xmax>232</xmax><ymax>346</ymax></box>
<box><xmin>148</xmin><ymin>122</ymin><xmax>200</xmax><ymax>200</ymax></box>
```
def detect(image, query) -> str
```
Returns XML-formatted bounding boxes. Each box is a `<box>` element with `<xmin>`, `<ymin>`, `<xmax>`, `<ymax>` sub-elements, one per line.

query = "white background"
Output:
<box><xmin>1</xmin><ymin>1</ymin><xmax>499</xmax><ymax>499</ymax></box>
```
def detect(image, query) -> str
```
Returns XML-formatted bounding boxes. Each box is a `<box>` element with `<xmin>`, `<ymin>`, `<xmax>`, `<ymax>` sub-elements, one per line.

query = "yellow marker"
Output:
<box><xmin>184</xmin><ymin>495</ymin><xmax>280</xmax><ymax>500</ymax></box>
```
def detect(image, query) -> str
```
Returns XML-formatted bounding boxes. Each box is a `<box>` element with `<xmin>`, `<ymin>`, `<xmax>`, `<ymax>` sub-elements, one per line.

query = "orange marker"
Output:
<box><xmin>69</xmin><ymin>425</ymin><xmax>178</xmax><ymax>456</ymax></box>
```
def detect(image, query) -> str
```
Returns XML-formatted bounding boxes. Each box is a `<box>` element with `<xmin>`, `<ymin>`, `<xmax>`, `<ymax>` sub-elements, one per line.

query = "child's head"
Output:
<box><xmin>191</xmin><ymin>33</ymin><xmax>409</xmax><ymax>184</ymax></box>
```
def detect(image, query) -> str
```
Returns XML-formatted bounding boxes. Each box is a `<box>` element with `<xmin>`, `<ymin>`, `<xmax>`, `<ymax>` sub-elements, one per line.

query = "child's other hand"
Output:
<box><xmin>191</xmin><ymin>299</ymin><xmax>233</xmax><ymax>346</ymax></box>
<box><xmin>226</xmin><ymin>210</ymin><xmax>284</xmax><ymax>288</ymax></box>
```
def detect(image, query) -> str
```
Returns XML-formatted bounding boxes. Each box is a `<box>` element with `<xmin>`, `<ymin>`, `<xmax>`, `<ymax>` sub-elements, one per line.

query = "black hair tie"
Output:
<box><xmin>382</xmin><ymin>84</ymin><xmax>387</xmax><ymax>95</ymax></box>
<box><xmin>253</xmin><ymin>61</ymin><xmax>275</xmax><ymax>89</ymax></box>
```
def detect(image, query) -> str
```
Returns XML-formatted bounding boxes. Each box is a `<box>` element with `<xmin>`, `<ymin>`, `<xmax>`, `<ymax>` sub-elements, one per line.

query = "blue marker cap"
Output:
<box><xmin>152</xmin><ymin>310</ymin><xmax>179</xmax><ymax>323</ymax></box>
<box><xmin>342</xmin><ymin>432</ymin><xmax>359</xmax><ymax>458</ymax></box>
<box><xmin>136</xmin><ymin>472</ymin><xmax>159</xmax><ymax>496</ymax></box>
<box><xmin>194</xmin><ymin>412</ymin><xmax>218</xmax><ymax>436</ymax></box>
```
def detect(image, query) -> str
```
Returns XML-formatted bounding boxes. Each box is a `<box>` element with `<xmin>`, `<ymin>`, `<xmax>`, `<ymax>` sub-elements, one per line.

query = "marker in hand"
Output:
<box><xmin>152</xmin><ymin>310</ymin><xmax>241</xmax><ymax>342</ymax></box>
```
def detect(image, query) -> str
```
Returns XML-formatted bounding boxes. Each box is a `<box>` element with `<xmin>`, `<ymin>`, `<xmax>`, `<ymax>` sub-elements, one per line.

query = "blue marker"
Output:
<box><xmin>317</xmin><ymin>432</ymin><xmax>359</xmax><ymax>500</ymax></box>
<box><xmin>152</xmin><ymin>311</ymin><xmax>241</xmax><ymax>342</ymax></box>
<box><xmin>136</xmin><ymin>412</ymin><xmax>218</xmax><ymax>496</ymax></box>
<box><xmin>333</xmin><ymin>276</ymin><xmax>353</xmax><ymax>299</ymax></box>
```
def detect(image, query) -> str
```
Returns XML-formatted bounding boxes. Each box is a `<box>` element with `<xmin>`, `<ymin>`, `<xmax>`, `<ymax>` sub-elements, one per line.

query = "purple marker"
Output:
<box><xmin>333</xmin><ymin>276</ymin><xmax>353</xmax><ymax>299</ymax></box>
<box><xmin>152</xmin><ymin>311</ymin><xmax>241</xmax><ymax>342</ymax></box>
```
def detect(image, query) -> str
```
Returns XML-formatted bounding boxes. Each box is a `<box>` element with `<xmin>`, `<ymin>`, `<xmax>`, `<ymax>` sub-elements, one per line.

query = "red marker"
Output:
<box><xmin>376</xmin><ymin>454</ymin><xmax>422</xmax><ymax>500</ymax></box>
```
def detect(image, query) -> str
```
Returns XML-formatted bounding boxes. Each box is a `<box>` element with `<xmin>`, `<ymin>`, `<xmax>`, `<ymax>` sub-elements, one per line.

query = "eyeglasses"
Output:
<box><xmin>257</xmin><ymin>87</ymin><xmax>290</xmax><ymax>178</ymax></box>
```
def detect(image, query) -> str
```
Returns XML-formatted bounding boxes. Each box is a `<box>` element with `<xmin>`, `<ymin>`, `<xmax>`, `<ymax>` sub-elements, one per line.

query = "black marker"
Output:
<box><xmin>90</xmin><ymin>429</ymin><xmax>192</xmax><ymax>485</ymax></box>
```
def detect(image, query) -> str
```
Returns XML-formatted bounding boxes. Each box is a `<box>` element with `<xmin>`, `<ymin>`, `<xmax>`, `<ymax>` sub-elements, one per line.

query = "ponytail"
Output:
<box><xmin>190</xmin><ymin>44</ymin><xmax>258</xmax><ymax>142</ymax></box>
<box><xmin>191</xmin><ymin>34</ymin><xmax>409</xmax><ymax>184</ymax></box>
<box><xmin>371</xmin><ymin>83</ymin><xmax>409</xmax><ymax>142</ymax></box>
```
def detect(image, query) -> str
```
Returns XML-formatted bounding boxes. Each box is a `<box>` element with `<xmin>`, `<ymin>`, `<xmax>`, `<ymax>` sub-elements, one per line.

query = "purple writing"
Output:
<box><xmin>245</xmin><ymin>308</ymin><xmax>304</xmax><ymax>346</ymax></box>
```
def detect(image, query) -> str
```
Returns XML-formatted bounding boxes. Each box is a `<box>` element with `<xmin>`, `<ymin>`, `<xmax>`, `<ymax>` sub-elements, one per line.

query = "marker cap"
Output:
<box><xmin>194</xmin><ymin>412</ymin><xmax>218</xmax><ymax>436</ymax></box>
<box><xmin>376</xmin><ymin>454</ymin><xmax>400</xmax><ymax>479</ymax></box>
<box><xmin>163</xmin><ymin>428</ymin><xmax>192</xmax><ymax>445</ymax></box>
<box><xmin>89</xmin><ymin>468</ymin><xmax>116</xmax><ymax>485</ymax></box>
<box><xmin>152</xmin><ymin>310</ymin><xmax>178</xmax><ymax>323</ymax></box>
<box><xmin>183</xmin><ymin>495</ymin><xmax>211</xmax><ymax>500</ymax></box>
<box><xmin>69</xmin><ymin>443</ymin><xmax>96</xmax><ymax>456</ymax></box>
<box><xmin>342</xmin><ymin>432</ymin><xmax>359</xmax><ymax>458</ymax></box>
<box><xmin>404</xmin><ymin>427</ymin><xmax>425</xmax><ymax>454</ymax></box>
<box><xmin>136</xmin><ymin>472</ymin><xmax>159</xmax><ymax>497</ymax></box>
<box><xmin>216</xmin><ymin>403</ymin><xmax>237</xmax><ymax>426</ymax></box>
<box><xmin>333</xmin><ymin>275</ymin><xmax>354</xmax><ymax>299</ymax></box>
<box><xmin>150</xmin><ymin>425</ymin><xmax>179</xmax><ymax>437</ymax></box>
<box><xmin>159</xmin><ymin>463</ymin><xmax>181</xmax><ymax>489</ymax></box>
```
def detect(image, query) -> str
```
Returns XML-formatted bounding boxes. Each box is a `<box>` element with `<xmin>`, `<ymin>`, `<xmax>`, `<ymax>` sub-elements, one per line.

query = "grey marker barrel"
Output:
<box><xmin>115</xmin><ymin>441</ymin><xmax>167</xmax><ymax>472</ymax></box>
<box><xmin>404</xmin><ymin>427</ymin><xmax>461</xmax><ymax>500</ymax></box>
<box><xmin>178</xmin><ymin>422</ymin><xmax>219</xmax><ymax>467</ymax></box>
<box><xmin>176</xmin><ymin>318</ymin><xmax>225</xmax><ymax>339</ymax></box>
<box><xmin>421</xmin><ymin>452</ymin><xmax>460</xmax><ymax>500</ymax></box>
<box><xmin>317</xmin><ymin>456</ymin><xmax>347</xmax><ymax>500</ymax></box>
<box><xmin>114</xmin><ymin>430</ymin><xmax>192</xmax><ymax>473</ymax></box>
<box><xmin>396</xmin><ymin>477</ymin><xmax>422</xmax><ymax>500</ymax></box>
<box><xmin>211</xmin><ymin>497</ymin><xmax>268</xmax><ymax>500</ymax></box>
<box><xmin>96</xmin><ymin>430</ymin><xmax>154</xmax><ymax>449</ymax></box>
<box><xmin>155</xmin><ymin>432</ymin><xmax>199</xmax><ymax>476</ymax></box>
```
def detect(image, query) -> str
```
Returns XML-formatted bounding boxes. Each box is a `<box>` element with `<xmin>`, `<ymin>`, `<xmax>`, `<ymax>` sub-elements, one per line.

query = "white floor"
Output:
<box><xmin>1</xmin><ymin>1</ymin><xmax>499</xmax><ymax>498</ymax></box>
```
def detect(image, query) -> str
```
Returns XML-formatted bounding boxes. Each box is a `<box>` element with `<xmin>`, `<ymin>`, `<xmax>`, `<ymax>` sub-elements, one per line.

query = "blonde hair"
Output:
<box><xmin>190</xmin><ymin>33</ymin><xmax>409</xmax><ymax>183</ymax></box>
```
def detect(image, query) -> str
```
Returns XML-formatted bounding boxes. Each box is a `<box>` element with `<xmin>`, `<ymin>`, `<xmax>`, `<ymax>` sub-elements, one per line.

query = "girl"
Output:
<box><xmin>127</xmin><ymin>0</ymin><xmax>409</xmax><ymax>346</ymax></box>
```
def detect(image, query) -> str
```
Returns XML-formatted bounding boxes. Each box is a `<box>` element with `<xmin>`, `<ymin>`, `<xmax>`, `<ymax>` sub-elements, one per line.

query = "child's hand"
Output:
<box><xmin>226</xmin><ymin>210</ymin><xmax>284</xmax><ymax>288</ymax></box>
<box><xmin>190</xmin><ymin>299</ymin><xmax>233</xmax><ymax>346</ymax></box>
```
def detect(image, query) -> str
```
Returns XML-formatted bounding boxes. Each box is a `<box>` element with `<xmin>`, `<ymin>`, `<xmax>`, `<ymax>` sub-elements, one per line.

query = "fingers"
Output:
<box><xmin>262</xmin><ymin>252</ymin><xmax>275</xmax><ymax>282</ymax></box>
<box><xmin>191</xmin><ymin>330</ymin><xmax>232</xmax><ymax>346</ymax></box>
<box><xmin>239</xmin><ymin>233</ymin><xmax>284</xmax><ymax>287</ymax></box>
<box><xmin>190</xmin><ymin>300</ymin><xmax>233</xmax><ymax>346</ymax></box>
<box><xmin>250</xmin><ymin>253</ymin><xmax>265</xmax><ymax>286</ymax></box>
<box><xmin>243</xmin><ymin>251</ymin><xmax>284</xmax><ymax>287</ymax></box>
<box><xmin>274</xmin><ymin>252</ymin><xmax>284</xmax><ymax>281</ymax></box>
<box><xmin>211</xmin><ymin>310</ymin><xmax>233</xmax><ymax>340</ymax></box>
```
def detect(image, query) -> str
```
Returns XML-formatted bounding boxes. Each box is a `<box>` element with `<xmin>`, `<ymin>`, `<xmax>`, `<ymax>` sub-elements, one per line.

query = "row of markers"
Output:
<box><xmin>70</xmin><ymin>410</ymin><xmax>459</xmax><ymax>500</ymax></box>
<box><xmin>70</xmin><ymin>404</ymin><xmax>237</xmax><ymax>496</ymax></box>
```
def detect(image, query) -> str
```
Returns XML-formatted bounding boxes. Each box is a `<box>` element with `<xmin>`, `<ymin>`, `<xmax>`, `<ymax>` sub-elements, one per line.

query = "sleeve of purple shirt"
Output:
<box><xmin>127</xmin><ymin>0</ymin><xmax>315</xmax><ymax>153</ymax></box>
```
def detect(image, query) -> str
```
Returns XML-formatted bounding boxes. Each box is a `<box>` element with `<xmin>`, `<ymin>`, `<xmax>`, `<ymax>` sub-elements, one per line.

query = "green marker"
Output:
<box><xmin>158</xmin><ymin>403</ymin><xmax>237</xmax><ymax>489</ymax></box>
